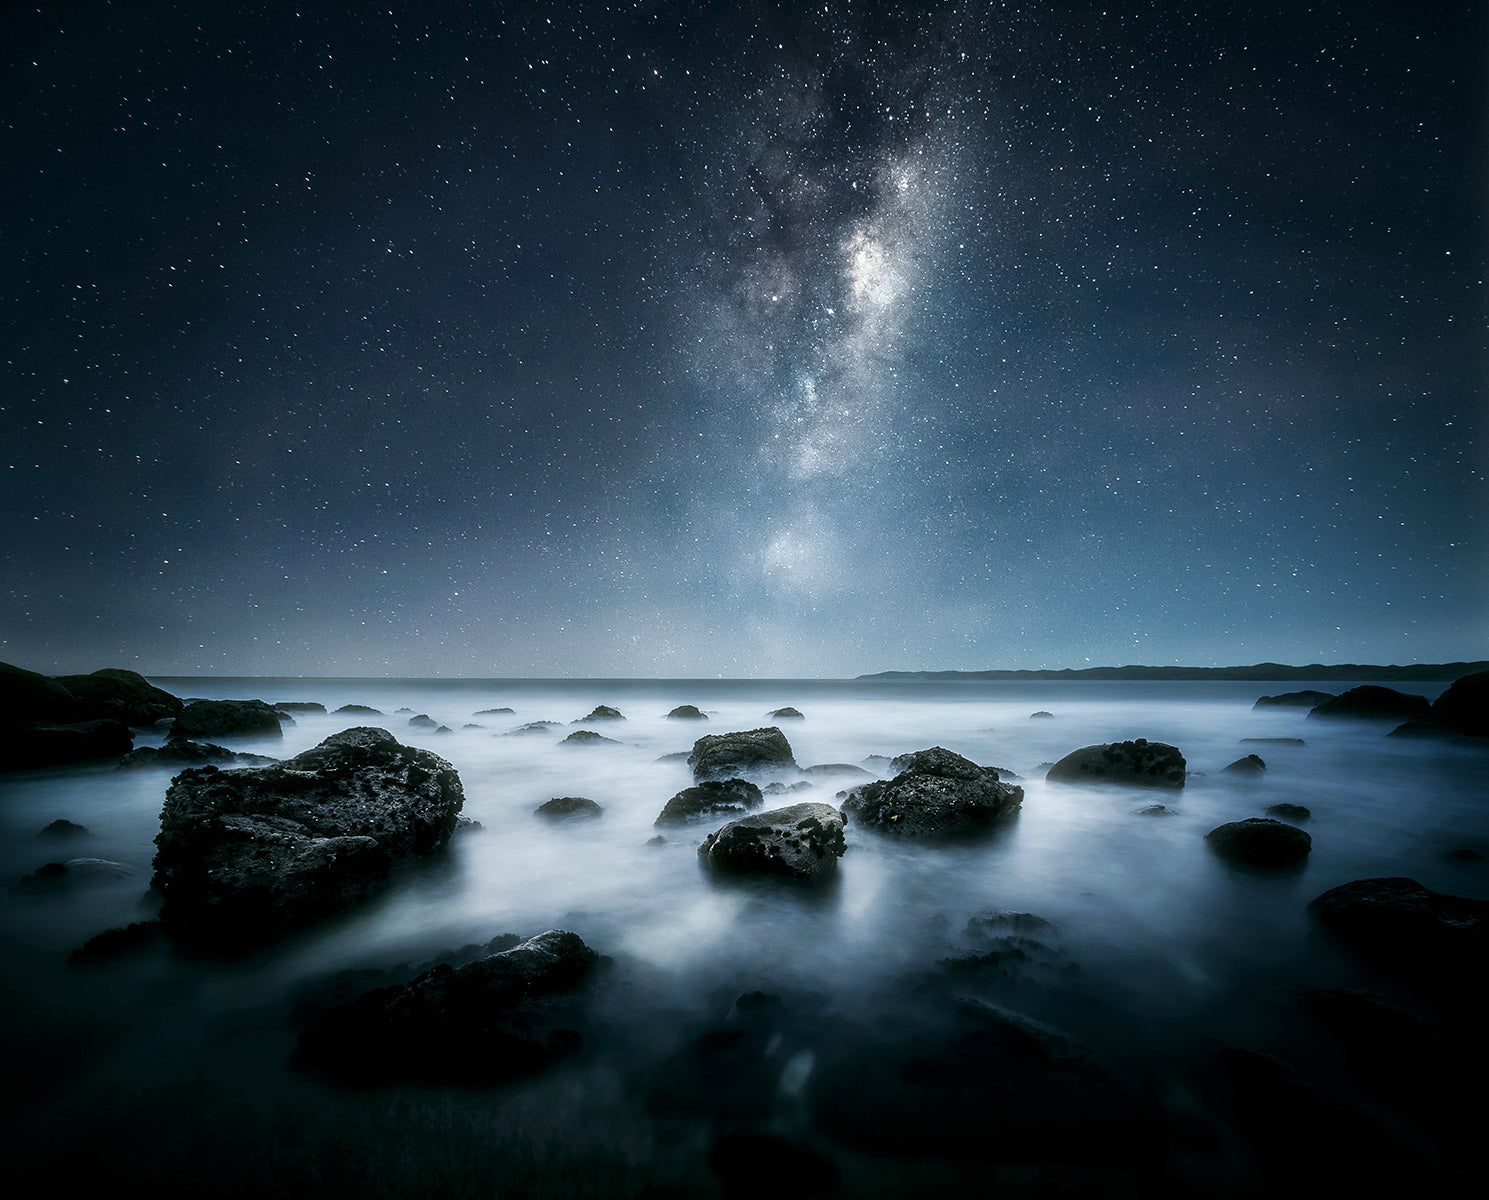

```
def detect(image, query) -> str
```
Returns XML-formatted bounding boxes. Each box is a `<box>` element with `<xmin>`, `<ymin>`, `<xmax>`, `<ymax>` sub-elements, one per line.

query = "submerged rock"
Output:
<box><xmin>1222</xmin><ymin>754</ymin><xmax>1267</xmax><ymax>773</ymax></box>
<box><xmin>1308</xmin><ymin>686</ymin><xmax>1430</xmax><ymax>723</ymax></box>
<box><xmin>697</xmin><ymin>802</ymin><xmax>846</xmax><ymax>881</ymax></box>
<box><xmin>767</xmin><ymin>707</ymin><xmax>804</xmax><ymax>719</ymax></box>
<box><xmin>688</xmin><ymin>727</ymin><xmax>798</xmax><ymax>780</ymax></box>
<box><xmin>1205</xmin><ymin>818</ymin><xmax>1311</xmax><ymax>868</ymax></box>
<box><xmin>1254</xmin><ymin>690</ymin><xmax>1335</xmax><ymax>709</ymax></box>
<box><xmin>534</xmin><ymin>796</ymin><xmax>603</xmax><ymax>821</ymax></box>
<box><xmin>841</xmin><ymin>746</ymin><xmax>1022</xmax><ymax>837</ymax></box>
<box><xmin>152</xmin><ymin>727</ymin><xmax>464</xmax><ymax>954</ymax></box>
<box><xmin>1045</xmin><ymin>739</ymin><xmax>1186</xmax><ymax>788</ymax></box>
<box><xmin>1266</xmin><ymin>802</ymin><xmax>1312</xmax><ymax>821</ymax></box>
<box><xmin>575</xmin><ymin>705</ymin><xmax>624</xmax><ymax>722</ymax></box>
<box><xmin>666</xmin><ymin>705</ymin><xmax>707</xmax><ymax>719</ymax></box>
<box><xmin>656</xmin><ymin>778</ymin><xmax>763</xmax><ymax>826</ymax></box>
<box><xmin>293</xmin><ymin>929</ymin><xmax>601</xmax><ymax>1084</ymax></box>
<box><xmin>118</xmin><ymin>739</ymin><xmax>277</xmax><ymax>769</ymax></box>
<box><xmin>171</xmin><ymin>698</ymin><xmax>283</xmax><ymax>741</ymax></box>
<box><xmin>38</xmin><ymin>818</ymin><xmax>89</xmax><ymax>838</ymax></box>
<box><xmin>12</xmin><ymin>857</ymin><xmax>134</xmax><ymax>894</ymax></box>
<box><xmin>334</xmin><ymin>704</ymin><xmax>383</xmax><ymax>715</ymax></box>
<box><xmin>559</xmin><ymin>729</ymin><xmax>620</xmax><ymax>746</ymax></box>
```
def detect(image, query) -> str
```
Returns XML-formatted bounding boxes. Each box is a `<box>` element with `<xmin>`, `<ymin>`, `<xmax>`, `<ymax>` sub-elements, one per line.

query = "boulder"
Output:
<box><xmin>407</xmin><ymin>714</ymin><xmax>438</xmax><ymax>729</ymax></box>
<box><xmin>0</xmin><ymin>719</ymin><xmax>134</xmax><ymax>769</ymax></box>
<box><xmin>1205</xmin><ymin>818</ymin><xmax>1311</xmax><ymax>868</ymax></box>
<box><xmin>1045</xmin><ymin>739</ymin><xmax>1186</xmax><ymax>788</ymax></box>
<box><xmin>656</xmin><ymin>778</ymin><xmax>763</xmax><ymax>826</ymax></box>
<box><xmin>767</xmin><ymin>707</ymin><xmax>804</xmax><ymax>719</ymax></box>
<box><xmin>1253</xmin><ymin>690</ymin><xmax>1335</xmax><ymax>709</ymax></box>
<box><xmin>688</xmin><ymin>727</ymin><xmax>798</xmax><ymax>780</ymax></box>
<box><xmin>1</xmin><ymin>660</ymin><xmax>80</xmax><ymax>725</ymax></box>
<box><xmin>171</xmin><ymin>699</ymin><xmax>283</xmax><ymax>741</ymax></box>
<box><xmin>1426</xmin><ymin>670</ymin><xmax>1489</xmax><ymax>738</ymax></box>
<box><xmin>1266</xmin><ymin>802</ymin><xmax>1311</xmax><ymax>821</ymax></box>
<box><xmin>507</xmin><ymin>721</ymin><xmax>561</xmax><ymax>735</ymax></box>
<box><xmin>118</xmin><ymin>740</ymin><xmax>277</xmax><ymax>769</ymax></box>
<box><xmin>292</xmin><ymin>929</ymin><xmax>600</xmax><ymax>1084</ymax></box>
<box><xmin>334</xmin><ymin>704</ymin><xmax>383</xmax><ymax>715</ymax></box>
<box><xmin>575</xmin><ymin>705</ymin><xmax>624</xmax><ymax>722</ymax></box>
<box><xmin>68</xmin><ymin>919</ymin><xmax>165</xmax><ymax>966</ymax></box>
<box><xmin>275</xmin><ymin>701</ymin><xmax>326</xmax><ymax>713</ymax></box>
<box><xmin>1222</xmin><ymin>754</ymin><xmax>1267</xmax><ymax>773</ymax></box>
<box><xmin>666</xmin><ymin>705</ymin><xmax>707</xmax><ymax>719</ymax></box>
<box><xmin>697</xmin><ymin>802</ymin><xmax>846</xmax><ymax>881</ymax></box>
<box><xmin>1030</xmin><ymin>710</ymin><xmax>1056</xmax><ymax>719</ymax></box>
<box><xmin>534</xmin><ymin>796</ymin><xmax>603</xmax><ymax>821</ymax></box>
<box><xmin>1134</xmin><ymin>804</ymin><xmax>1178</xmax><ymax>816</ymax></box>
<box><xmin>559</xmin><ymin>729</ymin><xmax>620</xmax><ymax>746</ymax></box>
<box><xmin>38</xmin><ymin>818</ymin><xmax>89</xmax><ymax>838</ymax></box>
<box><xmin>841</xmin><ymin>746</ymin><xmax>1023</xmax><ymax>837</ymax></box>
<box><xmin>1308</xmin><ymin>686</ymin><xmax>1430</xmax><ymax>722</ymax></box>
<box><xmin>151</xmin><ymin>727</ymin><xmax>464</xmax><ymax>954</ymax></box>
<box><xmin>52</xmin><ymin>669</ymin><xmax>183</xmax><ymax>726</ymax></box>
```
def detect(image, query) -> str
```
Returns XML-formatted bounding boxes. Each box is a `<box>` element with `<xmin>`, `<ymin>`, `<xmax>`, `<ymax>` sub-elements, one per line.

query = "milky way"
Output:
<box><xmin>2</xmin><ymin>2</ymin><xmax>1483</xmax><ymax>676</ymax></box>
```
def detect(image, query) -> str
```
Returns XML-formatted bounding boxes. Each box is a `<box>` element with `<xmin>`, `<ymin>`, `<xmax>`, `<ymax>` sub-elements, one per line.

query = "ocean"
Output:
<box><xmin>2</xmin><ymin>676</ymin><xmax>1484</xmax><ymax>1195</ymax></box>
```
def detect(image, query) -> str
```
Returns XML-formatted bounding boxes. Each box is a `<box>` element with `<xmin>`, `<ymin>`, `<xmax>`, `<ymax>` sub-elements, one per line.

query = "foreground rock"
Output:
<box><xmin>1045</xmin><ymin>739</ymin><xmax>1186</xmax><ymax>788</ymax></box>
<box><xmin>697</xmin><ymin>802</ymin><xmax>846</xmax><ymax>881</ymax></box>
<box><xmin>170</xmin><ymin>698</ymin><xmax>283</xmax><ymax>741</ymax></box>
<box><xmin>1205</xmin><ymin>818</ymin><xmax>1311</xmax><ymax>868</ymax></box>
<box><xmin>656</xmin><ymin>779</ymin><xmax>763</xmax><ymax>826</ymax></box>
<box><xmin>1308</xmin><ymin>686</ymin><xmax>1430</xmax><ymax>723</ymax></box>
<box><xmin>688</xmin><ymin>727</ymin><xmax>798</xmax><ymax>780</ymax></box>
<box><xmin>293</xmin><ymin>929</ymin><xmax>600</xmax><ymax>1084</ymax></box>
<box><xmin>841</xmin><ymin>747</ymin><xmax>1022</xmax><ymax>837</ymax></box>
<box><xmin>152</xmin><ymin>727</ymin><xmax>464</xmax><ymax>954</ymax></box>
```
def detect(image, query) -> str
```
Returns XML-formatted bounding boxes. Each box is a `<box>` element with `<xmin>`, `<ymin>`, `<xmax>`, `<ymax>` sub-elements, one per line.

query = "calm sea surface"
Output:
<box><xmin>3</xmin><ymin>676</ymin><xmax>1484</xmax><ymax>1193</ymax></box>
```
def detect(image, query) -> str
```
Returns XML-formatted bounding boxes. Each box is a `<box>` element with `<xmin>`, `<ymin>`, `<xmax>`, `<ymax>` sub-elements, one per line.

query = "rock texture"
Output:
<box><xmin>53</xmin><ymin>669</ymin><xmax>183</xmax><ymax>726</ymax></box>
<box><xmin>1205</xmin><ymin>818</ymin><xmax>1311</xmax><ymax>868</ymax></box>
<box><xmin>688</xmin><ymin>727</ymin><xmax>798</xmax><ymax>780</ymax></box>
<box><xmin>841</xmin><ymin>746</ymin><xmax>1023</xmax><ymax>837</ymax></box>
<box><xmin>697</xmin><ymin>802</ymin><xmax>846</xmax><ymax>881</ymax></box>
<box><xmin>152</xmin><ymin>727</ymin><xmax>464</xmax><ymax>953</ymax></box>
<box><xmin>534</xmin><ymin>796</ymin><xmax>603</xmax><ymax>821</ymax></box>
<box><xmin>118</xmin><ymin>740</ymin><xmax>277</xmax><ymax>769</ymax></box>
<box><xmin>293</xmin><ymin>929</ymin><xmax>600</xmax><ymax>1084</ymax></box>
<box><xmin>576</xmin><ymin>705</ymin><xmax>624</xmax><ymax>722</ymax></box>
<box><xmin>1045</xmin><ymin>739</ymin><xmax>1186</xmax><ymax>788</ymax></box>
<box><xmin>655</xmin><ymin>778</ymin><xmax>763</xmax><ymax>826</ymax></box>
<box><xmin>171</xmin><ymin>698</ymin><xmax>284</xmax><ymax>741</ymax></box>
<box><xmin>666</xmin><ymin>705</ymin><xmax>707</xmax><ymax>719</ymax></box>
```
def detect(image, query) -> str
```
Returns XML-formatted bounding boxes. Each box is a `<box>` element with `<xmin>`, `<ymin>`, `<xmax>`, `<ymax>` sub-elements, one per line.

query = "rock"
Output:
<box><xmin>841</xmin><ymin>746</ymin><xmax>1023</xmax><ymax>837</ymax></box>
<box><xmin>764</xmin><ymin>780</ymin><xmax>813</xmax><ymax>795</ymax></box>
<box><xmin>1253</xmin><ymin>690</ymin><xmax>1335</xmax><ymax>709</ymax></box>
<box><xmin>68</xmin><ymin>919</ymin><xmax>165</xmax><ymax>966</ymax></box>
<box><xmin>1426</xmin><ymin>670</ymin><xmax>1489</xmax><ymax>737</ymax></box>
<box><xmin>802</xmin><ymin>762</ymin><xmax>873</xmax><ymax>778</ymax></box>
<box><xmin>647</xmin><ymin>835</ymin><xmax>666</xmax><ymax>846</ymax></box>
<box><xmin>965</xmin><ymin>910</ymin><xmax>1059</xmax><ymax>940</ymax></box>
<box><xmin>151</xmin><ymin>727</ymin><xmax>464</xmax><ymax>954</ymax></box>
<box><xmin>1266</xmin><ymin>802</ymin><xmax>1311</xmax><ymax>821</ymax></box>
<box><xmin>688</xmin><ymin>727</ymin><xmax>798</xmax><ymax>780</ymax></box>
<box><xmin>559</xmin><ymin>729</ymin><xmax>620</xmax><ymax>746</ymax></box>
<box><xmin>656</xmin><ymin>779</ymin><xmax>764</xmax><ymax>826</ymax></box>
<box><xmin>275</xmin><ymin>701</ymin><xmax>326</xmax><ymax>713</ymax></box>
<box><xmin>171</xmin><ymin>699</ymin><xmax>283</xmax><ymax>741</ymax></box>
<box><xmin>0</xmin><ymin>660</ymin><xmax>80</xmax><ymax>725</ymax></box>
<box><xmin>574</xmin><ymin>705</ymin><xmax>624</xmax><ymax>722</ymax></box>
<box><xmin>1307</xmin><ymin>877</ymin><xmax>1487</xmax><ymax>1000</ymax></box>
<box><xmin>334</xmin><ymin>704</ymin><xmax>383</xmax><ymax>715</ymax></box>
<box><xmin>1133</xmin><ymin>803</ymin><xmax>1178</xmax><ymax>816</ymax></box>
<box><xmin>666</xmin><ymin>705</ymin><xmax>707</xmax><ymax>719</ymax></box>
<box><xmin>407</xmin><ymin>714</ymin><xmax>439</xmax><ymax>729</ymax></box>
<box><xmin>1030</xmin><ymin>710</ymin><xmax>1055</xmax><ymax>719</ymax></box>
<box><xmin>12</xmin><ymin>858</ymin><xmax>134</xmax><ymax>894</ymax></box>
<box><xmin>118</xmin><ymin>739</ymin><xmax>277</xmax><ymax>769</ymax></box>
<box><xmin>507</xmin><ymin>721</ymin><xmax>561</xmax><ymax>735</ymax></box>
<box><xmin>767</xmin><ymin>707</ymin><xmax>804</xmax><ymax>719</ymax></box>
<box><xmin>38</xmin><ymin>818</ymin><xmax>89</xmax><ymax>837</ymax></box>
<box><xmin>0</xmin><ymin>719</ymin><xmax>134</xmax><ymax>769</ymax></box>
<box><xmin>1308</xmin><ymin>686</ymin><xmax>1430</xmax><ymax>722</ymax></box>
<box><xmin>1205</xmin><ymin>818</ymin><xmax>1311</xmax><ymax>868</ymax></box>
<box><xmin>473</xmin><ymin>707</ymin><xmax>515</xmax><ymax>715</ymax></box>
<box><xmin>697</xmin><ymin>802</ymin><xmax>846</xmax><ymax>881</ymax></box>
<box><xmin>1045</xmin><ymin>739</ymin><xmax>1186</xmax><ymax>788</ymax></box>
<box><xmin>292</xmin><ymin>929</ymin><xmax>600</xmax><ymax>1084</ymax></box>
<box><xmin>53</xmin><ymin>669</ymin><xmax>183</xmax><ymax>726</ymax></box>
<box><xmin>1240</xmin><ymin>737</ymin><xmax>1306</xmax><ymax>746</ymax></box>
<box><xmin>535</xmin><ymin>796</ymin><xmax>603</xmax><ymax>821</ymax></box>
<box><xmin>1222</xmin><ymin>754</ymin><xmax>1267</xmax><ymax>773</ymax></box>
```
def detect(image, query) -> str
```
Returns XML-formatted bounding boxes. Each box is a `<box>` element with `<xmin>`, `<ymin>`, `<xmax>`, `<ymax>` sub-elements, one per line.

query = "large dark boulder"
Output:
<box><xmin>1308</xmin><ymin>877</ymin><xmax>1487</xmax><ymax>1000</ymax></box>
<box><xmin>152</xmin><ymin>727</ymin><xmax>464</xmax><ymax>953</ymax></box>
<box><xmin>841</xmin><ymin>746</ymin><xmax>1022</xmax><ymax>837</ymax></box>
<box><xmin>0</xmin><ymin>660</ymin><xmax>79</xmax><ymax>725</ymax></box>
<box><xmin>1426</xmin><ymin>669</ymin><xmax>1489</xmax><ymax>738</ymax></box>
<box><xmin>1253</xmin><ymin>690</ymin><xmax>1334</xmax><ymax>709</ymax></box>
<box><xmin>171</xmin><ymin>698</ymin><xmax>283</xmax><ymax>741</ymax></box>
<box><xmin>1308</xmin><ymin>686</ymin><xmax>1430</xmax><ymax>722</ymax></box>
<box><xmin>1205</xmin><ymin>818</ymin><xmax>1311</xmax><ymax>868</ymax></box>
<box><xmin>688</xmin><ymin>727</ymin><xmax>798</xmax><ymax>781</ymax></box>
<box><xmin>293</xmin><ymin>929</ymin><xmax>600</xmax><ymax>1084</ymax></box>
<box><xmin>52</xmin><ymin>669</ymin><xmax>182</xmax><ymax>726</ymax></box>
<box><xmin>0</xmin><ymin>719</ymin><xmax>134</xmax><ymax>769</ymax></box>
<box><xmin>697</xmin><ymin>802</ymin><xmax>846</xmax><ymax>881</ymax></box>
<box><xmin>656</xmin><ymin>778</ymin><xmax>763</xmax><ymax>826</ymax></box>
<box><xmin>1045</xmin><ymin>739</ymin><xmax>1186</xmax><ymax>788</ymax></box>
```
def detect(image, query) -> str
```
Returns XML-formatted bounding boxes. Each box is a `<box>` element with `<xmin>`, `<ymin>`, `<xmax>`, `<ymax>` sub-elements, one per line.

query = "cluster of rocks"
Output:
<box><xmin>1</xmin><ymin>661</ymin><xmax>183</xmax><ymax>769</ymax></box>
<box><xmin>1253</xmin><ymin>675</ymin><xmax>1488</xmax><ymax>741</ymax></box>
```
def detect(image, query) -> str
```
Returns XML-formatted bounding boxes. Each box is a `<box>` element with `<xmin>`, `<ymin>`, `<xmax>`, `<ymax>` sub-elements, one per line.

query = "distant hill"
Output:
<box><xmin>855</xmin><ymin>661</ymin><xmax>1489</xmax><ymax>682</ymax></box>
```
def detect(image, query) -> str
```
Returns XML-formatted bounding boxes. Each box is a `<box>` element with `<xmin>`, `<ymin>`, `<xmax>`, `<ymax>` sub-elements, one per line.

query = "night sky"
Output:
<box><xmin>3</xmin><ymin>1</ymin><xmax>1484</xmax><ymax>678</ymax></box>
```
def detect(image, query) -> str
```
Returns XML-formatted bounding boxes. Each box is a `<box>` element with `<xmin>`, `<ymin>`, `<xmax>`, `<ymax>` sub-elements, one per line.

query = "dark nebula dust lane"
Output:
<box><xmin>3</xmin><ymin>1</ymin><xmax>1483</xmax><ymax>676</ymax></box>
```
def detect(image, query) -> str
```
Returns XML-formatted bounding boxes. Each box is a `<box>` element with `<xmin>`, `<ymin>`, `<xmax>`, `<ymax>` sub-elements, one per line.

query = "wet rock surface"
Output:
<box><xmin>534</xmin><ymin>796</ymin><xmax>603</xmax><ymax>821</ymax></box>
<box><xmin>1205</xmin><ymin>818</ymin><xmax>1311</xmax><ymax>868</ymax></box>
<box><xmin>697</xmin><ymin>801</ymin><xmax>846</xmax><ymax>881</ymax></box>
<box><xmin>118</xmin><ymin>739</ymin><xmax>277</xmax><ymax>769</ymax></box>
<box><xmin>171</xmin><ymin>698</ymin><xmax>284</xmax><ymax>741</ymax></box>
<box><xmin>688</xmin><ymin>727</ymin><xmax>798</xmax><ymax>780</ymax></box>
<box><xmin>841</xmin><ymin>747</ymin><xmax>1022</xmax><ymax>837</ymax></box>
<box><xmin>1046</xmin><ymin>738</ymin><xmax>1186</xmax><ymax>788</ymax></box>
<box><xmin>666</xmin><ymin>704</ymin><xmax>706</xmax><ymax>719</ymax></box>
<box><xmin>655</xmin><ymin>778</ymin><xmax>763</xmax><ymax>826</ymax></box>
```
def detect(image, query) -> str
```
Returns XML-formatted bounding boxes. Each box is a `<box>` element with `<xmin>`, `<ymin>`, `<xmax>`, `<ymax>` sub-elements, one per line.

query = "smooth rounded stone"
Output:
<box><xmin>1254</xmin><ymin>690</ymin><xmax>1335</xmax><ymax>709</ymax></box>
<box><xmin>1266</xmin><ymin>802</ymin><xmax>1312</xmax><ymax>821</ymax></box>
<box><xmin>1307</xmin><ymin>877</ymin><xmax>1487</xmax><ymax>998</ymax></box>
<box><xmin>171</xmin><ymin>698</ymin><xmax>283</xmax><ymax>740</ymax></box>
<box><xmin>559</xmin><ymin>729</ymin><xmax>620</xmax><ymax>746</ymax></box>
<box><xmin>666</xmin><ymin>705</ymin><xmax>707</xmax><ymax>719</ymax></box>
<box><xmin>274</xmin><ymin>701</ymin><xmax>326</xmax><ymax>713</ymax></box>
<box><xmin>1133</xmin><ymin>803</ymin><xmax>1178</xmax><ymax>816</ymax></box>
<box><xmin>38</xmin><ymin>818</ymin><xmax>89</xmax><ymax>837</ymax></box>
<box><xmin>12</xmin><ymin>857</ymin><xmax>134</xmax><ymax>894</ymax></box>
<box><xmin>293</xmin><ymin>929</ymin><xmax>601</xmax><ymax>1084</ymax></box>
<box><xmin>0</xmin><ymin>660</ymin><xmax>81</xmax><ymax>725</ymax></box>
<box><xmin>1308</xmin><ymin>686</ymin><xmax>1430</xmax><ymax>722</ymax></box>
<box><xmin>152</xmin><ymin>727</ymin><xmax>465</xmax><ymax>954</ymax></box>
<box><xmin>53</xmin><ymin>668</ymin><xmax>183</xmax><ymax>726</ymax></box>
<box><xmin>507</xmin><ymin>721</ymin><xmax>562</xmax><ymax>735</ymax></box>
<box><xmin>407</xmin><ymin>714</ymin><xmax>439</xmax><ymax>729</ymax></box>
<box><xmin>1222</xmin><ymin>754</ymin><xmax>1267</xmax><ymax>773</ymax></box>
<box><xmin>1030</xmin><ymin>710</ymin><xmax>1055</xmax><ymax>719</ymax></box>
<box><xmin>1045</xmin><ymin>739</ymin><xmax>1186</xmax><ymax>788</ymax></box>
<box><xmin>688</xmin><ymin>727</ymin><xmax>798</xmax><ymax>781</ymax></box>
<box><xmin>697</xmin><ymin>801</ymin><xmax>846</xmax><ymax>881</ymax></box>
<box><xmin>655</xmin><ymin>778</ymin><xmax>764</xmax><ymax>826</ymax></box>
<box><xmin>118</xmin><ymin>739</ymin><xmax>277</xmax><ymax>769</ymax></box>
<box><xmin>1205</xmin><ymin>818</ymin><xmax>1311</xmax><ymax>868</ymax></box>
<box><xmin>0</xmin><ymin>718</ymin><xmax>134</xmax><ymax>769</ymax></box>
<box><xmin>1427</xmin><ymin>669</ymin><xmax>1489</xmax><ymax>737</ymax></box>
<box><xmin>575</xmin><ymin>705</ymin><xmax>624</xmax><ymax>722</ymax></box>
<box><xmin>534</xmin><ymin>796</ymin><xmax>603</xmax><ymax>821</ymax></box>
<box><xmin>812</xmin><ymin>997</ymin><xmax>1164</xmax><ymax>1174</ymax></box>
<box><xmin>334</xmin><ymin>704</ymin><xmax>383</xmax><ymax>715</ymax></box>
<box><xmin>841</xmin><ymin>746</ymin><xmax>1023</xmax><ymax>837</ymax></box>
<box><xmin>767</xmin><ymin>707</ymin><xmax>804</xmax><ymax>719</ymax></box>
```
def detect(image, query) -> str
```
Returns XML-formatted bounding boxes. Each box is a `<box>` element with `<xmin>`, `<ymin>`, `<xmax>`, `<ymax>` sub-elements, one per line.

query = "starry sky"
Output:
<box><xmin>3</xmin><ymin>1</ymin><xmax>1484</xmax><ymax>678</ymax></box>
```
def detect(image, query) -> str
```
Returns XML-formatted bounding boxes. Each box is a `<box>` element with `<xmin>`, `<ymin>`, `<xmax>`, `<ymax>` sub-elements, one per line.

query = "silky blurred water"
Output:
<box><xmin>2</xmin><ymin>677</ymin><xmax>1485</xmax><ymax>1193</ymax></box>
